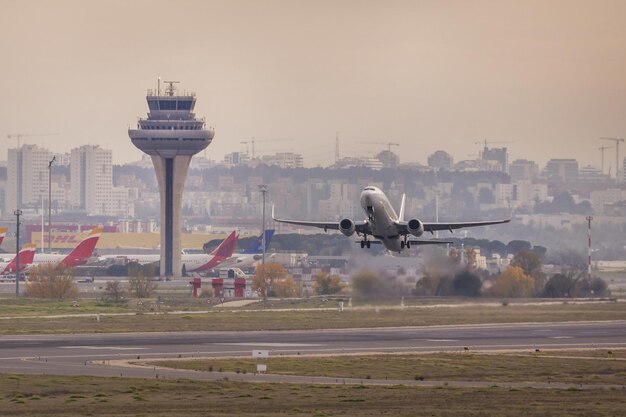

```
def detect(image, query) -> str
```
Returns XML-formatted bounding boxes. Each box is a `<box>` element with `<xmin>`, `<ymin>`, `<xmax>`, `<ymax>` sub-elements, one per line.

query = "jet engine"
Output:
<box><xmin>407</xmin><ymin>218</ymin><xmax>424</xmax><ymax>237</ymax></box>
<box><xmin>339</xmin><ymin>218</ymin><xmax>356</xmax><ymax>236</ymax></box>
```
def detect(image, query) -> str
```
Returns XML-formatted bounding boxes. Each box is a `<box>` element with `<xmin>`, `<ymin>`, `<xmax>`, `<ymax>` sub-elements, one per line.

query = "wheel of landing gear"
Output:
<box><xmin>360</xmin><ymin>241</ymin><xmax>365</xmax><ymax>249</ymax></box>
<box><xmin>407</xmin><ymin>241</ymin><xmax>411</xmax><ymax>249</ymax></box>
<box><xmin>366</xmin><ymin>241</ymin><xmax>371</xmax><ymax>249</ymax></box>
<box><xmin>401</xmin><ymin>241</ymin><xmax>405</xmax><ymax>249</ymax></box>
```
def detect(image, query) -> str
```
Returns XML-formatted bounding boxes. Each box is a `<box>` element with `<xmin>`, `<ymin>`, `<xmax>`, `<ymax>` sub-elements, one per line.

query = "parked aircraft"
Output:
<box><xmin>98</xmin><ymin>230</ymin><xmax>239</xmax><ymax>274</ymax></box>
<box><xmin>217</xmin><ymin>229</ymin><xmax>275</xmax><ymax>269</ymax></box>
<box><xmin>0</xmin><ymin>244</ymin><xmax>37</xmax><ymax>275</ymax></box>
<box><xmin>272</xmin><ymin>185</ymin><xmax>510</xmax><ymax>253</ymax></box>
<box><xmin>0</xmin><ymin>227</ymin><xmax>7</xmax><ymax>247</ymax></box>
<box><xmin>32</xmin><ymin>227</ymin><xmax>103</xmax><ymax>267</ymax></box>
<box><xmin>185</xmin><ymin>230</ymin><xmax>239</xmax><ymax>274</ymax></box>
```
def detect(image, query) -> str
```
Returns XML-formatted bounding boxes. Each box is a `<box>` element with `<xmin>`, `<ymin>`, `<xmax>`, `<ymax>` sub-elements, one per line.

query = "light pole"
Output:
<box><xmin>14</xmin><ymin>209</ymin><xmax>22</xmax><ymax>297</ymax></box>
<box><xmin>258</xmin><ymin>184</ymin><xmax>267</xmax><ymax>266</ymax></box>
<box><xmin>48</xmin><ymin>156</ymin><xmax>56</xmax><ymax>252</ymax></box>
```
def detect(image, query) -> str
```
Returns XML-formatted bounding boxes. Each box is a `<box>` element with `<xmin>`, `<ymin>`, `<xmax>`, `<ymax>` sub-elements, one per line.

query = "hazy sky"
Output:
<box><xmin>1</xmin><ymin>0</ymin><xmax>626</xmax><ymax>170</ymax></box>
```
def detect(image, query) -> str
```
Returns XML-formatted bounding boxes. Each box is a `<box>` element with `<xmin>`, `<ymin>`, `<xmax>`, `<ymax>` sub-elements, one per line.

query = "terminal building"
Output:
<box><xmin>129</xmin><ymin>80</ymin><xmax>214</xmax><ymax>277</ymax></box>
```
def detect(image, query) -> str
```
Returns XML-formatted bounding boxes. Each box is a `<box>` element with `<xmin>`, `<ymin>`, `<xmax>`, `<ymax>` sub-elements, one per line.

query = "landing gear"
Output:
<box><xmin>401</xmin><ymin>238</ymin><xmax>411</xmax><ymax>249</ymax></box>
<box><xmin>360</xmin><ymin>235</ymin><xmax>371</xmax><ymax>249</ymax></box>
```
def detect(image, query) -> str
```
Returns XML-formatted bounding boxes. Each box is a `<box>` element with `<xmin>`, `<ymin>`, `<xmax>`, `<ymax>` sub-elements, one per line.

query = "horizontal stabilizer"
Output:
<box><xmin>408</xmin><ymin>240</ymin><xmax>453</xmax><ymax>245</ymax></box>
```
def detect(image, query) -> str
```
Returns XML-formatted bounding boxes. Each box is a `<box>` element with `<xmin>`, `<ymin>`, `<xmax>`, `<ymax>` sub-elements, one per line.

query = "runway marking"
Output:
<box><xmin>426</xmin><ymin>339</ymin><xmax>458</xmax><ymax>342</ymax></box>
<box><xmin>59</xmin><ymin>346</ymin><xmax>147</xmax><ymax>350</ymax></box>
<box><xmin>550</xmin><ymin>336</ymin><xmax>573</xmax><ymax>339</ymax></box>
<box><xmin>214</xmin><ymin>343</ymin><xmax>322</xmax><ymax>347</ymax></box>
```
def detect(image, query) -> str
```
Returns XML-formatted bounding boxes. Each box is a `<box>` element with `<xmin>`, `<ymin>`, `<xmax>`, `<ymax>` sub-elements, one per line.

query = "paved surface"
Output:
<box><xmin>1</xmin><ymin>321</ymin><xmax>625</xmax><ymax>389</ymax></box>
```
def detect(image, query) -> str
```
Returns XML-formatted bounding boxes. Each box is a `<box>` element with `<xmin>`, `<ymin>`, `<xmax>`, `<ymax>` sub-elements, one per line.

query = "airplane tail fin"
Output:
<box><xmin>241</xmin><ymin>229</ymin><xmax>275</xmax><ymax>254</ymax></box>
<box><xmin>0</xmin><ymin>227</ymin><xmax>7</xmax><ymax>247</ymax></box>
<box><xmin>398</xmin><ymin>194</ymin><xmax>406</xmax><ymax>222</ymax></box>
<box><xmin>61</xmin><ymin>226</ymin><xmax>103</xmax><ymax>267</ymax></box>
<box><xmin>3</xmin><ymin>243</ymin><xmax>37</xmax><ymax>274</ymax></box>
<box><xmin>214</xmin><ymin>230</ymin><xmax>238</xmax><ymax>258</ymax></box>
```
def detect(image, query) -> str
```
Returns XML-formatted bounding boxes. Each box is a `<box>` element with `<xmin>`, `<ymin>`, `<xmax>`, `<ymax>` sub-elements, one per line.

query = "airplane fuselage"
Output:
<box><xmin>360</xmin><ymin>187</ymin><xmax>403</xmax><ymax>252</ymax></box>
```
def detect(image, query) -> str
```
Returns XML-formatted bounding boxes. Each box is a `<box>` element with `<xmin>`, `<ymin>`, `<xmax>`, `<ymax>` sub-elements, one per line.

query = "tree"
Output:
<box><xmin>507</xmin><ymin>240</ymin><xmax>532</xmax><ymax>254</ymax></box>
<box><xmin>25</xmin><ymin>264</ymin><xmax>79</xmax><ymax>300</ymax></box>
<box><xmin>313</xmin><ymin>272</ymin><xmax>344</xmax><ymax>295</ymax></box>
<box><xmin>572</xmin><ymin>276</ymin><xmax>609</xmax><ymax>297</ymax></box>
<box><xmin>128</xmin><ymin>264</ymin><xmax>158</xmax><ymax>298</ymax></box>
<box><xmin>103</xmin><ymin>280</ymin><xmax>127</xmax><ymax>303</ymax></box>
<box><xmin>543</xmin><ymin>273</ymin><xmax>574</xmax><ymax>298</ymax></box>
<box><xmin>452</xmin><ymin>270</ymin><xmax>482</xmax><ymax>297</ymax></box>
<box><xmin>490</xmin><ymin>266</ymin><xmax>535</xmax><ymax>298</ymax></box>
<box><xmin>253</xmin><ymin>262</ymin><xmax>291</xmax><ymax>297</ymax></box>
<box><xmin>511</xmin><ymin>250</ymin><xmax>545</xmax><ymax>291</ymax></box>
<box><xmin>272</xmin><ymin>276</ymin><xmax>297</xmax><ymax>297</ymax></box>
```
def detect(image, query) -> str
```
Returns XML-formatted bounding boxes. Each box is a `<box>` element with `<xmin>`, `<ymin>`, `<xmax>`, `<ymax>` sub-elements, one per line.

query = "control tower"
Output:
<box><xmin>129</xmin><ymin>80</ymin><xmax>214</xmax><ymax>277</ymax></box>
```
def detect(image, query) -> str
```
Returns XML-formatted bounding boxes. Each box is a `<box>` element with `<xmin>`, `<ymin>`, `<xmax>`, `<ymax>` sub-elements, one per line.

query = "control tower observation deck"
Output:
<box><xmin>129</xmin><ymin>81</ymin><xmax>214</xmax><ymax>277</ymax></box>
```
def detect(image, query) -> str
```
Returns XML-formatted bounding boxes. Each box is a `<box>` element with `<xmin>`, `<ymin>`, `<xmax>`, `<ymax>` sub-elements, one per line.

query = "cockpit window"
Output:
<box><xmin>364</xmin><ymin>187</ymin><xmax>376</xmax><ymax>191</ymax></box>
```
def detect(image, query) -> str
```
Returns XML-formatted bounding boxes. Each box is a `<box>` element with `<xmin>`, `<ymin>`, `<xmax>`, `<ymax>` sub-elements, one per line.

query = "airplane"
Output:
<box><xmin>0</xmin><ymin>227</ymin><xmax>7</xmax><ymax>247</ymax></box>
<box><xmin>216</xmin><ymin>229</ymin><xmax>275</xmax><ymax>269</ymax></box>
<box><xmin>272</xmin><ymin>185</ymin><xmax>510</xmax><ymax>253</ymax></box>
<box><xmin>0</xmin><ymin>244</ymin><xmax>37</xmax><ymax>276</ymax></box>
<box><xmin>185</xmin><ymin>230</ymin><xmax>239</xmax><ymax>274</ymax></box>
<box><xmin>97</xmin><ymin>230</ymin><xmax>239</xmax><ymax>275</ymax></box>
<box><xmin>32</xmin><ymin>227</ymin><xmax>104</xmax><ymax>267</ymax></box>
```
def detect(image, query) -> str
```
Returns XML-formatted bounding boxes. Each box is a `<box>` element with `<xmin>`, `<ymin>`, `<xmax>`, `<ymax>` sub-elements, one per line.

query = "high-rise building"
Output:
<box><xmin>544</xmin><ymin>159</ymin><xmax>579</xmax><ymax>181</ymax></box>
<box><xmin>129</xmin><ymin>81</ymin><xmax>214</xmax><ymax>277</ymax></box>
<box><xmin>480</xmin><ymin>146</ymin><xmax>508</xmax><ymax>173</ymax></box>
<box><xmin>70</xmin><ymin>145</ymin><xmax>113</xmax><ymax>215</ymax></box>
<box><xmin>508</xmin><ymin>159</ymin><xmax>538</xmax><ymax>181</ymax></box>
<box><xmin>6</xmin><ymin>144</ymin><xmax>53</xmax><ymax>216</ymax></box>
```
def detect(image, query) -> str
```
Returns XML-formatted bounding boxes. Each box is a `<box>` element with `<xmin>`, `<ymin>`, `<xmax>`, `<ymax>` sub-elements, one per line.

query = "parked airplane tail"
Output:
<box><xmin>241</xmin><ymin>229</ymin><xmax>275</xmax><ymax>254</ymax></box>
<box><xmin>0</xmin><ymin>227</ymin><xmax>7</xmax><ymax>247</ymax></box>
<box><xmin>60</xmin><ymin>226</ymin><xmax>103</xmax><ymax>267</ymax></box>
<box><xmin>2</xmin><ymin>244</ymin><xmax>37</xmax><ymax>274</ymax></box>
<box><xmin>189</xmin><ymin>231</ymin><xmax>238</xmax><ymax>273</ymax></box>
<box><xmin>213</xmin><ymin>230</ymin><xmax>239</xmax><ymax>258</ymax></box>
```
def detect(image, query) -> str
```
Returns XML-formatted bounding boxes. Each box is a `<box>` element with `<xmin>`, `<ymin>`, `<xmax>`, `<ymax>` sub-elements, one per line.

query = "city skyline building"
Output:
<box><xmin>129</xmin><ymin>80</ymin><xmax>214</xmax><ymax>277</ymax></box>
<box><xmin>6</xmin><ymin>144</ymin><xmax>53</xmax><ymax>218</ymax></box>
<box><xmin>70</xmin><ymin>145</ymin><xmax>112</xmax><ymax>215</ymax></box>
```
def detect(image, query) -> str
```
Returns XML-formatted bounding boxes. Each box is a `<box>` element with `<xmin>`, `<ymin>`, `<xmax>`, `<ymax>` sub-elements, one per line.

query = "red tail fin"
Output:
<box><xmin>61</xmin><ymin>227</ymin><xmax>103</xmax><ymax>267</ymax></box>
<box><xmin>188</xmin><ymin>231</ymin><xmax>238</xmax><ymax>273</ymax></box>
<box><xmin>214</xmin><ymin>231</ymin><xmax>238</xmax><ymax>258</ymax></box>
<box><xmin>0</xmin><ymin>227</ymin><xmax>7</xmax><ymax>247</ymax></box>
<box><xmin>2</xmin><ymin>244</ymin><xmax>36</xmax><ymax>274</ymax></box>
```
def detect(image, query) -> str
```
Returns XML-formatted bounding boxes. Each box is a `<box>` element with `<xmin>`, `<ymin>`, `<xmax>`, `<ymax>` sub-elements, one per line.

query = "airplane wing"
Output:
<box><xmin>272</xmin><ymin>206</ymin><xmax>369</xmax><ymax>234</ymax></box>
<box><xmin>422</xmin><ymin>219</ymin><xmax>511</xmax><ymax>233</ymax></box>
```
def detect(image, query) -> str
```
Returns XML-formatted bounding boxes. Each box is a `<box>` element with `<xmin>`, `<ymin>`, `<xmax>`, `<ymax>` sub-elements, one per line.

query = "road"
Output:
<box><xmin>1</xmin><ymin>320</ymin><xmax>625</xmax><ymax>388</ymax></box>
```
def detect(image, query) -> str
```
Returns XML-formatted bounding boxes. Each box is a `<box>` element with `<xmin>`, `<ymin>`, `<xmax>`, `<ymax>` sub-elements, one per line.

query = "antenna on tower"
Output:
<box><xmin>163</xmin><ymin>80</ymin><xmax>180</xmax><ymax>96</ymax></box>
<box><xmin>157</xmin><ymin>75</ymin><xmax>161</xmax><ymax>95</ymax></box>
<box><xmin>335</xmin><ymin>132</ymin><xmax>339</xmax><ymax>164</ymax></box>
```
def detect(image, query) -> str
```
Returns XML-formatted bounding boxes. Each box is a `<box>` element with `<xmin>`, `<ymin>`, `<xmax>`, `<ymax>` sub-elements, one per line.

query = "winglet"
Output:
<box><xmin>398</xmin><ymin>194</ymin><xmax>406</xmax><ymax>222</ymax></box>
<box><xmin>271</xmin><ymin>205</ymin><xmax>276</xmax><ymax>220</ymax></box>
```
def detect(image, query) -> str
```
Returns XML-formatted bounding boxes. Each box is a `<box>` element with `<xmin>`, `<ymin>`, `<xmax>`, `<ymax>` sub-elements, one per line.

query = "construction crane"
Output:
<box><xmin>474</xmin><ymin>139</ymin><xmax>514</xmax><ymax>148</ymax></box>
<box><xmin>239</xmin><ymin>137</ymin><xmax>293</xmax><ymax>158</ymax></box>
<box><xmin>598</xmin><ymin>145</ymin><xmax>613</xmax><ymax>174</ymax></box>
<box><xmin>356</xmin><ymin>141</ymin><xmax>400</xmax><ymax>152</ymax></box>
<box><xmin>7</xmin><ymin>133</ymin><xmax>58</xmax><ymax>148</ymax></box>
<box><xmin>600</xmin><ymin>137</ymin><xmax>625</xmax><ymax>180</ymax></box>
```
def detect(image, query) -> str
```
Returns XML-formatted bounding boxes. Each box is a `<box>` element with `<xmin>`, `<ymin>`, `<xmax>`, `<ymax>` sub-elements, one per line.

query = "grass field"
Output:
<box><xmin>150</xmin><ymin>350</ymin><xmax>626</xmax><ymax>385</ymax></box>
<box><xmin>1</xmin><ymin>374</ymin><xmax>625</xmax><ymax>417</ymax></box>
<box><xmin>0</xmin><ymin>299</ymin><xmax>625</xmax><ymax>335</ymax></box>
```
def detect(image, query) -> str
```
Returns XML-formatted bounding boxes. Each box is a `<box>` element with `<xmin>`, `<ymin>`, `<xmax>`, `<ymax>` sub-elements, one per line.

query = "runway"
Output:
<box><xmin>1</xmin><ymin>321</ymin><xmax>625</xmax><ymax>388</ymax></box>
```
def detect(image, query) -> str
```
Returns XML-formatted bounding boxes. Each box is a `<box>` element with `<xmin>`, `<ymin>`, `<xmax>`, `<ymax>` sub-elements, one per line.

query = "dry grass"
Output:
<box><xmin>1</xmin><ymin>373</ymin><xmax>625</xmax><ymax>417</ymax></box>
<box><xmin>0</xmin><ymin>300</ymin><xmax>625</xmax><ymax>335</ymax></box>
<box><xmin>151</xmin><ymin>350</ymin><xmax>626</xmax><ymax>385</ymax></box>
